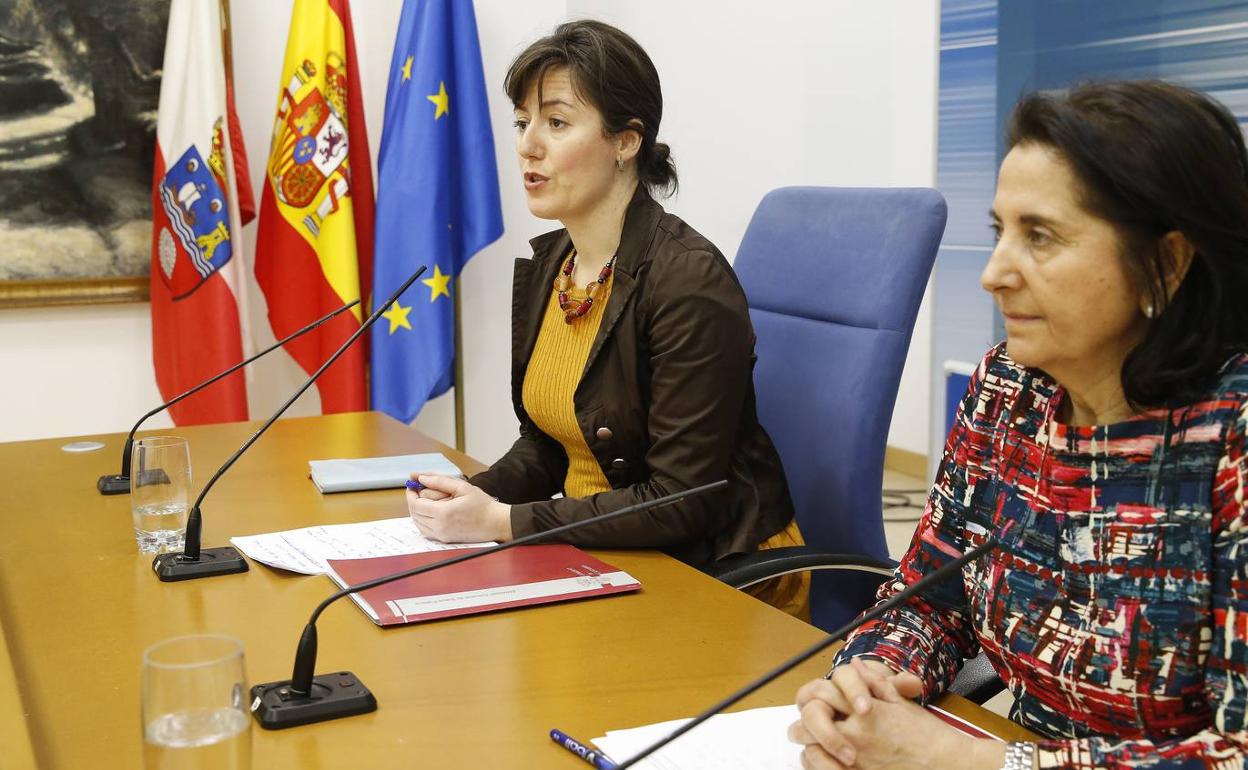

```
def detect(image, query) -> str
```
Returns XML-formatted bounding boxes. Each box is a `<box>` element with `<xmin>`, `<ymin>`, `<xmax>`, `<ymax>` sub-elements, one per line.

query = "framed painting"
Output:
<box><xmin>0</xmin><ymin>0</ymin><xmax>167</xmax><ymax>308</ymax></box>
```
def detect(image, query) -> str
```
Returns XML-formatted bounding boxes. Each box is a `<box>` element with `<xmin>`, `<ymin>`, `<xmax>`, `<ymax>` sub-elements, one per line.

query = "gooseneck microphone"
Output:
<box><xmin>614</xmin><ymin>537</ymin><xmax>1000</xmax><ymax>769</ymax></box>
<box><xmin>97</xmin><ymin>300</ymin><xmax>360</xmax><ymax>495</ymax></box>
<box><xmin>151</xmin><ymin>265</ymin><xmax>428</xmax><ymax>582</ymax></box>
<box><xmin>250</xmin><ymin>479</ymin><xmax>730</xmax><ymax>729</ymax></box>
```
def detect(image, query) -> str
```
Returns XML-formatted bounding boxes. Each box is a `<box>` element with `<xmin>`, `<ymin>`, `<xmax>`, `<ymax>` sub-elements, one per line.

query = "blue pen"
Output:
<box><xmin>550</xmin><ymin>728</ymin><xmax>618</xmax><ymax>770</ymax></box>
<box><xmin>405</xmin><ymin>478</ymin><xmax>425</xmax><ymax>492</ymax></box>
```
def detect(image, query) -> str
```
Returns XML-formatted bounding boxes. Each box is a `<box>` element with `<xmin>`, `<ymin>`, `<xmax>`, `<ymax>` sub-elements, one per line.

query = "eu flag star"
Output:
<box><xmin>427</xmin><ymin>81</ymin><xmax>449</xmax><ymax>120</ymax></box>
<box><xmin>401</xmin><ymin>55</ymin><xmax>413</xmax><ymax>82</ymax></box>
<box><xmin>421</xmin><ymin>265</ymin><xmax>452</xmax><ymax>301</ymax></box>
<box><xmin>382</xmin><ymin>301</ymin><xmax>413</xmax><ymax>334</ymax></box>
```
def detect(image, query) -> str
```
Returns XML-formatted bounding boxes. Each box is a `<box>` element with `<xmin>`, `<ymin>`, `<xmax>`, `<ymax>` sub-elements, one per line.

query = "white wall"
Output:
<box><xmin>0</xmin><ymin>304</ymin><xmax>172</xmax><ymax>441</ymax></box>
<box><xmin>565</xmin><ymin>0</ymin><xmax>938</xmax><ymax>455</ymax></box>
<box><xmin>1</xmin><ymin>0</ymin><xmax>937</xmax><ymax>461</ymax></box>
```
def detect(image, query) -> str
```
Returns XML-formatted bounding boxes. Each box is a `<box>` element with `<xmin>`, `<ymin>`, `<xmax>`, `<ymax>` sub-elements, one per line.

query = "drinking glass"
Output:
<box><xmin>141</xmin><ymin>634</ymin><xmax>251</xmax><ymax>770</ymax></box>
<box><xmin>131</xmin><ymin>436</ymin><xmax>191</xmax><ymax>554</ymax></box>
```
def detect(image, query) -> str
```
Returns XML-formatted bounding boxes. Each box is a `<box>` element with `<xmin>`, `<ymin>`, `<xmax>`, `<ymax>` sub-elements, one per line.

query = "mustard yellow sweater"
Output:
<box><xmin>520</xmin><ymin>271</ymin><xmax>810</xmax><ymax>618</ymax></box>
<box><xmin>521</xmin><ymin>278</ymin><xmax>614</xmax><ymax>498</ymax></box>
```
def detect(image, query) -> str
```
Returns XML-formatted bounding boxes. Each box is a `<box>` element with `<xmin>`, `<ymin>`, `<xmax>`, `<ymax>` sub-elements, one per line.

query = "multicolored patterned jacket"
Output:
<box><xmin>836</xmin><ymin>344</ymin><xmax>1248</xmax><ymax>769</ymax></box>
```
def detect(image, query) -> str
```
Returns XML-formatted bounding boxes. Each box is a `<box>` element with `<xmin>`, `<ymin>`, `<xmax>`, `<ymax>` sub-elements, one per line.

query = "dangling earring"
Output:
<box><xmin>616</xmin><ymin>157</ymin><xmax>625</xmax><ymax>171</ymax></box>
<box><xmin>1143</xmin><ymin>303</ymin><xmax>1155</xmax><ymax>319</ymax></box>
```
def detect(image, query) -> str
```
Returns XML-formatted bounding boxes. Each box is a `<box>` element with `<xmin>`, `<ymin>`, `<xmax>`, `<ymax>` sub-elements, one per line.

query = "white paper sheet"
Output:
<box><xmin>591</xmin><ymin>702</ymin><xmax>1005</xmax><ymax>769</ymax></box>
<box><xmin>230</xmin><ymin>517</ymin><xmax>495</xmax><ymax>574</ymax></box>
<box><xmin>592</xmin><ymin>705</ymin><xmax>803</xmax><ymax>770</ymax></box>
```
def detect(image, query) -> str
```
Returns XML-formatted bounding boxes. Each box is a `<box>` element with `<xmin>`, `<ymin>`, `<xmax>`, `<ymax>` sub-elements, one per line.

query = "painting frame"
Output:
<box><xmin>0</xmin><ymin>276</ymin><xmax>148</xmax><ymax>308</ymax></box>
<box><xmin>0</xmin><ymin>0</ymin><xmax>168</xmax><ymax>310</ymax></box>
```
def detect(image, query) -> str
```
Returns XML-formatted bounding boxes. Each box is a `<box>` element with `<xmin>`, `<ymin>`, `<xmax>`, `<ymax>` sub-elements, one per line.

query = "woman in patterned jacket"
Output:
<box><xmin>790</xmin><ymin>80</ymin><xmax>1248</xmax><ymax>770</ymax></box>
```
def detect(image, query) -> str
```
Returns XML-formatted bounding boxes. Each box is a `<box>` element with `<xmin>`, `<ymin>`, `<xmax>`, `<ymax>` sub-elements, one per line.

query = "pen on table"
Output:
<box><xmin>550</xmin><ymin>728</ymin><xmax>618</xmax><ymax>770</ymax></box>
<box><xmin>405</xmin><ymin>478</ymin><xmax>425</xmax><ymax>492</ymax></box>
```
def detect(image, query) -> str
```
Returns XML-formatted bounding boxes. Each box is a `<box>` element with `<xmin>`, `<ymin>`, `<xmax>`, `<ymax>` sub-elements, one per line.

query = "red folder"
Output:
<box><xmin>325</xmin><ymin>544</ymin><xmax>641</xmax><ymax>626</ymax></box>
<box><xmin>926</xmin><ymin>705</ymin><xmax>1002</xmax><ymax>740</ymax></box>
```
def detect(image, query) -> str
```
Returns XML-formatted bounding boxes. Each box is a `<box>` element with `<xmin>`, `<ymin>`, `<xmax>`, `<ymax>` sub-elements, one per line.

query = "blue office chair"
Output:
<box><xmin>713</xmin><ymin>187</ymin><xmax>1005</xmax><ymax>705</ymax></box>
<box><xmin>713</xmin><ymin>186</ymin><xmax>944</xmax><ymax>632</ymax></box>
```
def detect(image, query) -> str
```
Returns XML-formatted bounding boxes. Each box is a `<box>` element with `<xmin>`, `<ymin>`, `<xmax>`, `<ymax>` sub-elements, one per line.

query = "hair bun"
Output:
<box><xmin>644</xmin><ymin>141</ymin><xmax>678</xmax><ymax>196</ymax></box>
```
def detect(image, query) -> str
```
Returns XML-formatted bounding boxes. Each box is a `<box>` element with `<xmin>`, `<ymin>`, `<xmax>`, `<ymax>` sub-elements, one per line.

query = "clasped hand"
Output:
<box><xmin>406</xmin><ymin>474</ymin><xmax>513</xmax><ymax>543</ymax></box>
<box><xmin>788</xmin><ymin>658</ymin><xmax>1003</xmax><ymax>770</ymax></box>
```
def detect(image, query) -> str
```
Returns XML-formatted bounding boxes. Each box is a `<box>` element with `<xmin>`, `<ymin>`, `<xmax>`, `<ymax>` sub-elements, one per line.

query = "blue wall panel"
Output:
<box><xmin>929</xmin><ymin>0</ymin><xmax>1248</xmax><ymax>469</ymax></box>
<box><xmin>930</xmin><ymin>0</ymin><xmax>999</xmax><ymax>466</ymax></box>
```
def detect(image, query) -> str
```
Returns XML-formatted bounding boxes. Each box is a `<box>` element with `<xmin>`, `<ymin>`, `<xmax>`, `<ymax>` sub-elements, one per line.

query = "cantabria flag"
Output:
<box><xmin>149</xmin><ymin>0</ymin><xmax>256</xmax><ymax>425</ymax></box>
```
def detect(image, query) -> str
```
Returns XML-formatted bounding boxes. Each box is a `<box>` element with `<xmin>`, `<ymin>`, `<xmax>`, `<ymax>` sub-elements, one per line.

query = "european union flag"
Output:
<box><xmin>370</xmin><ymin>0</ymin><xmax>503</xmax><ymax>423</ymax></box>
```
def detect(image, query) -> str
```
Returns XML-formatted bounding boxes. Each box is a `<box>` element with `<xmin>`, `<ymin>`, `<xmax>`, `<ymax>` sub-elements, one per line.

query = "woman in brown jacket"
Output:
<box><xmin>407</xmin><ymin>20</ymin><xmax>805</xmax><ymax>613</ymax></box>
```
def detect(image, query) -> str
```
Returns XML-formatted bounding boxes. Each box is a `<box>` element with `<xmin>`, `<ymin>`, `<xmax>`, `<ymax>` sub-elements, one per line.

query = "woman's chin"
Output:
<box><xmin>525</xmin><ymin>198</ymin><xmax>562</xmax><ymax>221</ymax></box>
<box><xmin>1002</xmin><ymin>339</ymin><xmax>1045</xmax><ymax>369</ymax></box>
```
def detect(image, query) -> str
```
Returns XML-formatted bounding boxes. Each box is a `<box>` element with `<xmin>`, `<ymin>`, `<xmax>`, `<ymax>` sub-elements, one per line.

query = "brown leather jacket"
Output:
<box><xmin>470</xmin><ymin>186</ymin><xmax>794</xmax><ymax>568</ymax></box>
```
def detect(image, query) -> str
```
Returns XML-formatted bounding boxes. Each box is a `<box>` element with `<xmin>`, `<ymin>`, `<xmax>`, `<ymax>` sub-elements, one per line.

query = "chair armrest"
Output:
<box><xmin>713</xmin><ymin>548</ymin><xmax>1007</xmax><ymax>704</ymax></box>
<box><xmin>709</xmin><ymin>547</ymin><xmax>897</xmax><ymax>590</ymax></box>
<box><xmin>949</xmin><ymin>652</ymin><xmax>1007</xmax><ymax>705</ymax></box>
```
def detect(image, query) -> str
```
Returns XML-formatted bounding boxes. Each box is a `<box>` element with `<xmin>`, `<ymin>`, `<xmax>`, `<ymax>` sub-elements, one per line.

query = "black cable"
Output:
<box><xmin>881</xmin><ymin>492</ymin><xmax>911</xmax><ymax>507</ymax></box>
<box><xmin>881</xmin><ymin>487</ymin><xmax>927</xmax><ymax>522</ymax></box>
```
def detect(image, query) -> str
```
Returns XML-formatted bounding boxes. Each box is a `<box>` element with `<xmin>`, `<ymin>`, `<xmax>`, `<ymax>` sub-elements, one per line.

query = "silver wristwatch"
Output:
<box><xmin>1000</xmin><ymin>741</ymin><xmax>1033</xmax><ymax>770</ymax></box>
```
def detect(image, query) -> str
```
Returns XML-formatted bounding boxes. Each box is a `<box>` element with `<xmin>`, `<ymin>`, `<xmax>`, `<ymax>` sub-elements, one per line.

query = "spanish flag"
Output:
<box><xmin>254</xmin><ymin>0</ymin><xmax>375</xmax><ymax>413</ymax></box>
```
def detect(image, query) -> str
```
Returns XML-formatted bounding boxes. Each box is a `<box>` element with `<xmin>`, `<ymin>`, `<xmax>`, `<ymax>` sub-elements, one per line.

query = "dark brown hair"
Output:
<box><xmin>504</xmin><ymin>20</ymin><xmax>677</xmax><ymax>196</ymax></box>
<box><xmin>1006</xmin><ymin>80</ymin><xmax>1248</xmax><ymax>408</ymax></box>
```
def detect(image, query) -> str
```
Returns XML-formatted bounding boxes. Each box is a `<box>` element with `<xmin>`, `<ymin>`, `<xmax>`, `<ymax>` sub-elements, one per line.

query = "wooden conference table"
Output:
<box><xmin>0</xmin><ymin>412</ymin><xmax>1031</xmax><ymax>768</ymax></box>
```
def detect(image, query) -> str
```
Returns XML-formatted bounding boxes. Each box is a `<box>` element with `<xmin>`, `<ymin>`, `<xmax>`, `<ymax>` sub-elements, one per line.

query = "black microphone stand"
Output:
<box><xmin>612</xmin><ymin>537</ymin><xmax>1000</xmax><ymax>769</ymax></box>
<box><xmin>251</xmin><ymin>480</ymin><xmax>730</xmax><ymax>729</ymax></box>
<box><xmin>98</xmin><ymin>300</ymin><xmax>360</xmax><ymax>495</ymax></box>
<box><xmin>152</xmin><ymin>266</ymin><xmax>427</xmax><ymax>582</ymax></box>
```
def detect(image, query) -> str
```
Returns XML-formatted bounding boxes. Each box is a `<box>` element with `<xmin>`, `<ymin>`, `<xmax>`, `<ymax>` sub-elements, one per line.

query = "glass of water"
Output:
<box><xmin>131</xmin><ymin>436</ymin><xmax>191</xmax><ymax>554</ymax></box>
<box><xmin>141</xmin><ymin>634</ymin><xmax>251</xmax><ymax>770</ymax></box>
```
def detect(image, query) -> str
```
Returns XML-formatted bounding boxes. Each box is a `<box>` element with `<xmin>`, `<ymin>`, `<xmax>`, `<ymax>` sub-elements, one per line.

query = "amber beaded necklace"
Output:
<box><xmin>554</xmin><ymin>250</ymin><xmax>615</xmax><ymax>324</ymax></box>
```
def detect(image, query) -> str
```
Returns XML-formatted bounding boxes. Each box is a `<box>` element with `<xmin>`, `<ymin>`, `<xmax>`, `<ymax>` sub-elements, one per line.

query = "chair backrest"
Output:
<box><xmin>734</xmin><ymin>187</ymin><xmax>946</xmax><ymax>630</ymax></box>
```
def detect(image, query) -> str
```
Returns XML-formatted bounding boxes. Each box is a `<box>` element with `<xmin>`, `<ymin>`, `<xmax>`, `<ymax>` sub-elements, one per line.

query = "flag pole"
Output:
<box><xmin>453</xmin><ymin>277</ymin><xmax>466</xmax><ymax>452</ymax></box>
<box><xmin>219</xmin><ymin>0</ymin><xmax>234</xmax><ymax>75</ymax></box>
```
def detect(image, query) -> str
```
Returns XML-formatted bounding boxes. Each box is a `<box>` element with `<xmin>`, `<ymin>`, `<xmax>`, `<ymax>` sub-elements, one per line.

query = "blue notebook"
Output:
<box><xmin>308</xmin><ymin>453</ymin><xmax>464</xmax><ymax>494</ymax></box>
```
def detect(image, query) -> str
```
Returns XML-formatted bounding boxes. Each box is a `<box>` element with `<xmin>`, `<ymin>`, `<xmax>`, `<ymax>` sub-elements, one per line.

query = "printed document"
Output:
<box><xmin>230</xmin><ymin>517</ymin><xmax>494</xmax><ymax>574</ymax></box>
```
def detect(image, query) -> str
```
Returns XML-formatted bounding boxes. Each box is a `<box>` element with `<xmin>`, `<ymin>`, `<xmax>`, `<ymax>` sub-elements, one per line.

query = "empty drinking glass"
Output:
<box><xmin>141</xmin><ymin>634</ymin><xmax>251</xmax><ymax>770</ymax></box>
<box><xmin>130</xmin><ymin>436</ymin><xmax>191</xmax><ymax>554</ymax></box>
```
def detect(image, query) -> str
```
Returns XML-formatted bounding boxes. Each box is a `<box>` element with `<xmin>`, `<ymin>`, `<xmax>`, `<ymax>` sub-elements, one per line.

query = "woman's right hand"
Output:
<box><xmin>791</xmin><ymin>658</ymin><xmax>925</xmax><ymax>766</ymax></box>
<box><xmin>409</xmin><ymin>472</ymin><xmax>450</xmax><ymax>501</ymax></box>
<box><xmin>798</xmin><ymin>658</ymin><xmax>923</xmax><ymax>716</ymax></box>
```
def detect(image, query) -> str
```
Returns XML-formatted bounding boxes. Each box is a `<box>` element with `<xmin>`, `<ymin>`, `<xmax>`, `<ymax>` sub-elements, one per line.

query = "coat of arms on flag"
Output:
<box><xmin>156</xmin><ymin>118</ymin><xmax>236</xmax><ymax>300</ymax></box>
<box><xmin>269</xmin><ymin>55</ymin><xmax>354</xmax><ymax>237</ymax></box>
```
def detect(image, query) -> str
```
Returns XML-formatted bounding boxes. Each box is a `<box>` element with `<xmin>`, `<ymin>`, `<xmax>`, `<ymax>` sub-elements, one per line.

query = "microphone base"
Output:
<box><xmin>152</xmin><ymin>547</ymin><xmax>249</xmax><ymax>582</ymax></box>
<box><xmin>97</xmin><ymin>474</ymin><xmax>130</xmax><ymax>495</ymax></box>
<box><xmin>250</xmin><ymin>672</ymin><xmax>377</xmax><ymax>729</ymax></box>
<box><xmin>100</xmin><ymin>468</ymin><xmax>169</xmax><ymax>496</ymax></box>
